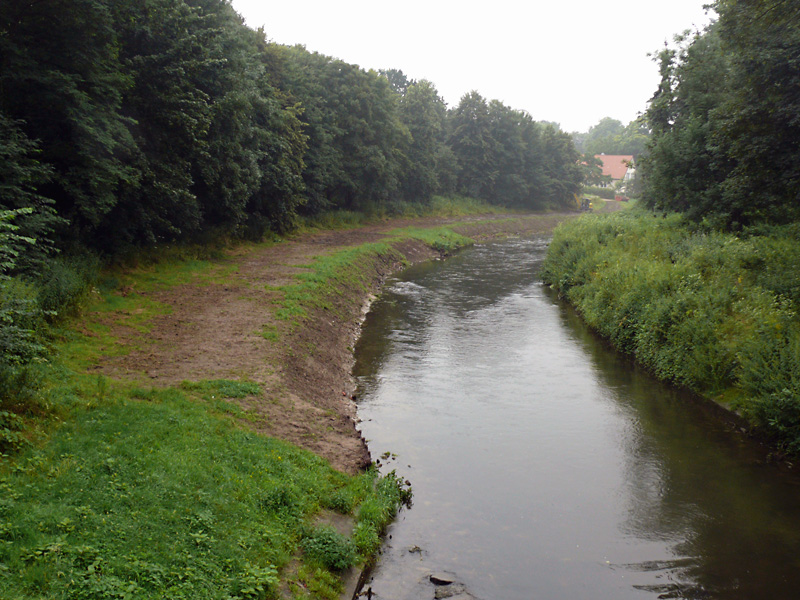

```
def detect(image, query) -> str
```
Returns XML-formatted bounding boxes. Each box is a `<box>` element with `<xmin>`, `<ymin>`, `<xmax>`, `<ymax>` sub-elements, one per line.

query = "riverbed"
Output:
<box><xmin>354</xmin><ymin>236</ymin><xmax>800</xmax><ymax>600</ymax></box>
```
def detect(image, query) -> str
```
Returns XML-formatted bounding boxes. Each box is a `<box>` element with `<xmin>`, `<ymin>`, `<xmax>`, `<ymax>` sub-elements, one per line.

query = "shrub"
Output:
<box><xmin>0</xmin><ymin>278</ymin><xmax>47</xmax><ymax>413</ymax></box>
<box><xmin>36</xmin><ymin>254</ymin><xmax>100</xmax><ymax>318</ymax></box>
<box><xmin>300</xmin><ymin>526</ymin><xmax>357</xmax><ymax>571</ymax></box>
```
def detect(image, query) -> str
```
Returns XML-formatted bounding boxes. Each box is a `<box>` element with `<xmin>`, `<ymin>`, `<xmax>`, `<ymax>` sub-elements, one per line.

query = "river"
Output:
<box><xmin>353</xmin><ymin>236</ymin><xmax>800</xmax><ymax>600</ymax></box>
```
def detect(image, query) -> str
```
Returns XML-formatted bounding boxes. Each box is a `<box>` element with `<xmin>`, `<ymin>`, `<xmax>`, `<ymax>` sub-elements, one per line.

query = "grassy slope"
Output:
<box><xmin>0</xmin><ymin>221</ymin><xmax>479</xmax><ymax>600</ymax></box>
<box><xmin>541</xmin><ymin>208</ymin><xmax>800</xmax><ymax>452</ymax></box>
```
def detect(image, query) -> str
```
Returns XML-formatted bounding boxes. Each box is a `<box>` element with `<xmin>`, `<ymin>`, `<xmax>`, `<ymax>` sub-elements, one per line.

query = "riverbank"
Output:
<box><xmin>541</xmin><ymin>209</ymin><xmax>800</xmax><ymax>454</ymax></box>
<box><xmin>91</xmin><ymin>212</ymin><xmax>573</xmax><ymax>474</ymax></box>
<box><xmin>0</xmin><ymin>211</ymin><xmax>573</xmax><ymax>600</ymax></box>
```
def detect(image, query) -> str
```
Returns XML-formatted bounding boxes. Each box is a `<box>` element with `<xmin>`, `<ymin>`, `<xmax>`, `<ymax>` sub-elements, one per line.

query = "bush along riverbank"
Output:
<box><xmin>0</xmin><ymin>212</ymin><xmax>572</xmax><ymax>599</ymax></box>
<box><xmin>541</xmin><ymin>209</ymin><xmax>800</xmax><ymax>454</ymax></box>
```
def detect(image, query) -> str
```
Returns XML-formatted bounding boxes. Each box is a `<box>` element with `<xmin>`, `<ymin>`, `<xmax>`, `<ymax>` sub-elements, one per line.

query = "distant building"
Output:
<box><xmin>594</xmin><ymin>154</ymin><xmax>635</xmax><ymax>189</ymax></box>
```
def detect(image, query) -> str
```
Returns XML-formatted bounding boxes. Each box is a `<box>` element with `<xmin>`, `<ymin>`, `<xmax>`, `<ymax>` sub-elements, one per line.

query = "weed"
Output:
<box><xmin>0</xmin><ymin>388</ymin><xmax>376</xmax><ymax>599</ymax></box>
<box><xmin>260</xmin><ymin>323</ymin><xmax>280</xmax><ymax>342</ymax></box>
<box><xmin>300</xmin><ymin>526</ymin><xmax>357</xmax><ymax>571</ymax></box>
<box><xmin>180</xmin><ymin>379</ymin><xmax>261</xmax><ymax>399</ymax></box>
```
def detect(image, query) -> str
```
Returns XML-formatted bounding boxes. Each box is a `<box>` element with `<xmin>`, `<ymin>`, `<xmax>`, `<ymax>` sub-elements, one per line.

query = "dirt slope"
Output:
<box><xmin>95</xmin><ymin>213</ymin><xmax>573</xmax><ymax>473</ymax></box>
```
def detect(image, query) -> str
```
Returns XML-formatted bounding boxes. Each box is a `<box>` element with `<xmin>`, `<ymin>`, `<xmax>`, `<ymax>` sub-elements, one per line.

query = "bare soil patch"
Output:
<box><xmin>95</xmin><ymin>213</ymin><xmax>574</xmax><ymax>473</ymax></box>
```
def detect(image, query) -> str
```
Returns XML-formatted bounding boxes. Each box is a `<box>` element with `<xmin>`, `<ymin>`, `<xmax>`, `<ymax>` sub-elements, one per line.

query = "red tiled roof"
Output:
<box><xmin>595</xmin><ymin>155</ymin><xmax>634</xmax><ymax>180</ymax></box>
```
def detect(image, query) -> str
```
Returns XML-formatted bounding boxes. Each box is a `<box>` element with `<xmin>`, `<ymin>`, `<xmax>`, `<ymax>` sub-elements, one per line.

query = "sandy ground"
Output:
<box><xmin>94</xmin><ymin>213</ymin><xmax>574</xmax><ymax>474</ymax></box>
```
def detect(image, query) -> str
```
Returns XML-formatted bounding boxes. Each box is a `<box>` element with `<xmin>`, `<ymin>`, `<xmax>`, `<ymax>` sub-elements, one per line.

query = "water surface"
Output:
<box><xmin>354</xmin><ymin>237</ymin><xmax>800</xmax><ymax>600</ymax></box>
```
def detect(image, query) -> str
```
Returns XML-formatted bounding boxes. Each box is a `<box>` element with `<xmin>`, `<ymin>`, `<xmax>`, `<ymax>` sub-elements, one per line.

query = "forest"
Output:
<box><xmin>0</xmin><ymin>0</ymin><xmax>585</xmax><ymax>417</ymax></box>
<box><xmin>0</xmin><ymin>0</ymin><xmax>581</xmax><ymax>260</ymax></box>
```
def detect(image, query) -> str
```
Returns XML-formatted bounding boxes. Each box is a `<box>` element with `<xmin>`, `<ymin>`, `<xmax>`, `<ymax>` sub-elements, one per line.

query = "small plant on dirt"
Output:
<box><xmin>180</xmin><ymin>379</ymin><xmax>261</xmax><ymax>399</ymax></box>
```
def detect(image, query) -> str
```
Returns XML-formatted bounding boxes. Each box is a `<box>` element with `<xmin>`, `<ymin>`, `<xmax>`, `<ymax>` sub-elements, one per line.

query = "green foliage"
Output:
<box><xmin>300</xmin><ymin>526</ymin><xmax>357</xmax><ymax>571</ymax></box>
<box><xmin>36</xmin><ymin>254</ymin><xmax>100</xmax><ymax>318</ymax></box>
<box><xmin>641</xmin><ymin>1</ymin><xmax>800</xmax><ymax>228</ymax></box>
<box><xmin>275</xmin><ymin>226</ymin><xmax>472</xmax><ymax>327</ymax></box>
<box><xmin>583</xmin><ymin>186</ymin><xmax>617</xmax><ymax>199</ymax></box>
<box><xmin>0</xmin><ymin>409</ymin><xmax>29</xmax><ymax>454</ymax></box>
<box><xmin>0</xmin><ymin>278</ymin><xmax>45</xmax><ymax>370</ymax></box>
<box><xmin>0</xmin><ymin>209</ymin><xmax>49</xmax><ymax>413</ymax></box>
<box><xmin>0</xmin><ymin>369</ymin><xmax>414</xmax><ymax>597</ymax></box>
<box><xmin>0</xmin><ymin>379</ymin><xmax>399</xmax><ymax>598</ymax></box>
<box><xmin>352</xmin><ymin>470</ymin><xmax>411</xmax><ymax>556</ymax></box>
<box><xmin>576</xmin><ymin>117</ymin><xmax>650</xmax><ymax>158</ymax></box>
<box><xmin>180</xmin><ymin>379</ymin><xmax>262</xmax><ymax>400</ymax></box>
<box><xmin>0</xmin><ymin>114</ymin><xmax>61</xmax><ymax>274</ymax></box>
<box><xmin>0</xmin><ymin>0</ymin><xmax>135</xmax><ymax>239</ymax></box>
<box><xmin>398</xmin><ymin>80</ymin><xmax>451</xmax><ymax>202</ymax></box>
<box><xmin>446</xmin><ymin>93</ymin><xmax>581</xmax><ymax>209</ymax></box>
<box><xmin>2</xmin><ymin>0</ymin><xmax>582</xmax><ymax>263</ymax></box>
<box><xmin>542</xmin><ymin>209</ymin><xmax>800</xmax><ymax>451</ymax></box>
<box><xmin>272</xmin><ymin>46</ymin><xmax>410</xmax><ymax>216</ymax></box>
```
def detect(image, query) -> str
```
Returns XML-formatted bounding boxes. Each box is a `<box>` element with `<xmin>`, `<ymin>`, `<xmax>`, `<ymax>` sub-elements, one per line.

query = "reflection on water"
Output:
<box><xmin>353</xmin><ymin>237</ymin><xmax>800</xmax><ymax>600</ymax></box>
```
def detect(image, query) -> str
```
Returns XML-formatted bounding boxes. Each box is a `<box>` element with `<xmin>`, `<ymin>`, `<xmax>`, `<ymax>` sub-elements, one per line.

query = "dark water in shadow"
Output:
<box><xmin>353</xmin><ymin>237</ymin><xmax>800</xmax><ymax>600</ymax></box>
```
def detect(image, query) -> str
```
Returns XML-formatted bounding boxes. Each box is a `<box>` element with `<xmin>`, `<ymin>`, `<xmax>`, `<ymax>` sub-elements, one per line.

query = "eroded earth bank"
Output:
<box><xmin>94</xmin><ymin>213</ymin><xmax>573</xmax><ymax>474</ymax></box>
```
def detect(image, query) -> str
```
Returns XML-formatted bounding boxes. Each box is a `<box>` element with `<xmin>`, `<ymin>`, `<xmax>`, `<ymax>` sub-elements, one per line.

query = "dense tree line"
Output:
<box><xmin>0</xmin><ymin>0</ymin><xmax>582</xmax><ymax>406</ymax></box>
<box><xmin>640</xmin><ymin>0</ymin><xmax>800</xmax><ymax>228</ymax></box>
<box><xmin>0</xmin><ymin>0</ymin><xmax>581</xmax><ymax>264</ymax></box>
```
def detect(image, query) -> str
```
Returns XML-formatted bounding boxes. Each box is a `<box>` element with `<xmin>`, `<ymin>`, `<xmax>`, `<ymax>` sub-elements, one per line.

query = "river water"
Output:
<box><xmin>353</xmin><ymin>236</ymin><xmax>800</xmax><ymax>600</ymax></box>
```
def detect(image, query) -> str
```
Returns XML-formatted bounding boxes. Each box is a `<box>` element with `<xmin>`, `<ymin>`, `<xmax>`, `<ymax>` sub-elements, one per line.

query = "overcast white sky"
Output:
<box><xmin>230</xmin><ymin>0</ymin><xmax>715</xmax><ymax>133</ymax></box>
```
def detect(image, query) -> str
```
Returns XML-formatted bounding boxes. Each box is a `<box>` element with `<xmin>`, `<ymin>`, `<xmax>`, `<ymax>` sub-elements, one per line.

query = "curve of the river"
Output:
<box><xmin>353</xmin><ymin>236</ymin><xmax>800</xmax><ymax>600</ymax></box>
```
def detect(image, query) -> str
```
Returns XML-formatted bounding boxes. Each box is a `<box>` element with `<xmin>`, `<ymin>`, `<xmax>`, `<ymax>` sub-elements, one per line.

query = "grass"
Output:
<box><xmin>274</xmin><ymin>226</ymin><xmax>473</xmax><ymax>329</ymax></box>
<box><xmin>297</xmin><ymin>195</ymin><xmax>507</xmax><ymax>232</ymax></box>
<box><xmin>0</xmin><ymin>377</ymin><xmax>408</xmax><ymax>599</ymax></box>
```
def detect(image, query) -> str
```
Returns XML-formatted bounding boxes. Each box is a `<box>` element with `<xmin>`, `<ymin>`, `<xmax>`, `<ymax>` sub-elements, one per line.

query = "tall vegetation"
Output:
<box><xmin>1</xmin><ymin>0</ymin><xmax>582</xmax><ymax>260</ymax></box>
<box><xmin>542</xmin><ymin>211</ymin><xmax>800</xmax><ymax>452</ymax></box>
<box><xmin>573</xmin><ymin>117</ymin><xmax>650</xmax><ymax>159</ymax></box>
<box><xmin>640</xmin><ymin>0</ymin><xmax>800</xmax><ymax>228</ymax></box>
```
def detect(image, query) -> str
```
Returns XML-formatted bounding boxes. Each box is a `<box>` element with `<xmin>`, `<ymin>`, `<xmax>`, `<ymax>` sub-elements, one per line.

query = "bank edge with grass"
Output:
<box><xmin>541</xmin><ymin>209</ymin><xmax>800</xmax><ymax>454</ymax></box>
<box><xmin>0</xmin><ymin>214</ymin><xmax>569</xmax><ymax>600</ymax></box>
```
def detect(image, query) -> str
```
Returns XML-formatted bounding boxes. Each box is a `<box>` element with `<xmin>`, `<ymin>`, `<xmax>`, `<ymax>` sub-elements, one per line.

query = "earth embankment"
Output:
<box><xmin>95</xmin><ymin>213</ymin><xmax>573</xmax><ymax>473</ymax></box>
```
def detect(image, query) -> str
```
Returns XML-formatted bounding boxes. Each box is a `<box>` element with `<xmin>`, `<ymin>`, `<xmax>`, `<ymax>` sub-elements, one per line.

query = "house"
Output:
<box><xmin>594</xmin><ymin>154</ymin><xmax>635</xmax><ymax>189</ymax></box>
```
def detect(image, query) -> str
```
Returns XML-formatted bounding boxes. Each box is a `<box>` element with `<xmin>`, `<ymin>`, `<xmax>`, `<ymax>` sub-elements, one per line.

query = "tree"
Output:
<box><xmin>0</xmin><ymin>114</ymin><xmax>60</xmax><ymax>273</ymax></box>
<box><xmin>641</xmin><ymin>1</ymin><xmax>800</xmax><ymax>228</ymax></box>
<box><xmin>277</xmin><ymin>47</ymin><xmax>410</xmax><ymax>213</ymax></box>
<box><xmin>448</xmin><ymin>91</ymin><xmax>499</xmax><ymax>200</ymax></box>
<box><xmin>580</xmin><ymin>153</ymin><xmax>610</xmax><ymax>187</ymax></box>
<box><xmin>640</xmin><ymin>26</ymin><xmax>736</xmax><ymax>224</ymax></box>
<box><xmin>379</xmin><ymin>68</ymin><xmax>415</xmax><ymax>96</ymax></box>
<box><xmin>398</xmin><ymin>80</ymin><xmax>448</xmax><ymax>203</ymax></box>
<box><xmin>184</xmin><ymin>1</ymin><xmax>307</xmax><ymax>235</ymax></box>
<box><xmin>538</xmin><ymin>125</ymin><xmax>583</xmax><ymax>208</ymax></box>
<box><xmin>581</xmin><ymin>117</ymin><xmax>649</xmax><ymax>158</ymax></box>
<box><xmin>485</xmin><ymin>101</ymin><xmax>531</xmax><ymax>207</ymax></box>
<box><xmin>0</xmin><ymin>0</ymin><xmax>136</xmax><ymax>243</ymax></box>
<box><xmin>713</xmin><ymin>0</ymin><xmax>800</xmax><ymax>225</ymax></box>
<box><xmin>583</xmin><ymin>117</ymin><xmax>624</xmax><ymax>155</ymax></box>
